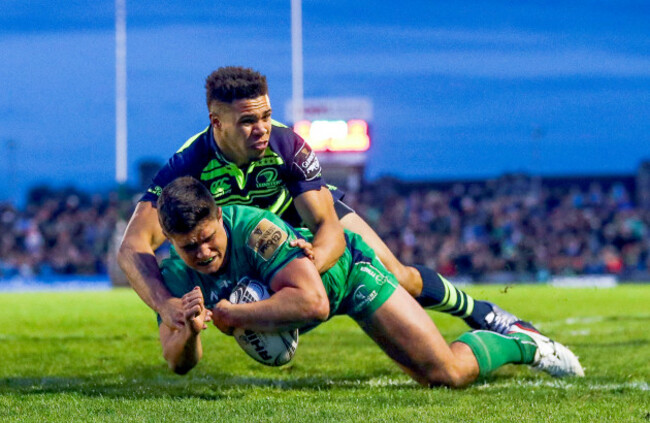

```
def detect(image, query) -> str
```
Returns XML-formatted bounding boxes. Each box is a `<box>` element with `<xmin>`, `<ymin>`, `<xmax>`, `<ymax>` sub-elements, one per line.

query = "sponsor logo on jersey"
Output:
<box><xmin>358</xmin><ymin>263</ymin><xmax>389</xmax><ymax>285</ymax></box>
<box><xmin>147</xmin><ymin>185</ymin><xmax>163</xmax><ymax>197</ymax></box>
<box><xmin>209</xmin><ymin>290</ymin><xmax>221</xmax><ymax>306</ymax></box>
<box><xmin>207</xmin><ymin>278</ymin><xmax>234</xmax><ymax>307</ymax></box>
<box><xmin>210</xmin><ymin>178</ymin><xmax>232</xmax><ymax>198</ymax></box>
<box><xmin>294</xmin><ymin>144</ymin><xmax>321</xmax><ymax>181</ymax></box>
<box><xmin>256</xmin><ymin>168</ymin><xmax>282</xmax><ymax>189</ymax></box>
<box><xmin>352</xmin><ymin>284</ymin><xmax>378</xmax><ymax>313</ymax></box>
<box><xmin>247</xmin><ymin>218</ymin><xmax>288</xmax><ymax>261</ymax></box>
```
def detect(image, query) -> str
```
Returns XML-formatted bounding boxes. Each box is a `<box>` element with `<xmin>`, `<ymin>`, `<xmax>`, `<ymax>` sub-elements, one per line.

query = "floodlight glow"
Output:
<box><xmin>293</xmin><ymin>119</ymin><xmax>370</xmax><ymax>152</ymax></box>
<box><xmin>294</xmin><ymin>120</ymin><xmax>311</xmax><ymax>141</ymax></box>
<box><xmin>331</xmin><ymin>119</ymin><xmax>370</xmax><ymax>151</ymax></box>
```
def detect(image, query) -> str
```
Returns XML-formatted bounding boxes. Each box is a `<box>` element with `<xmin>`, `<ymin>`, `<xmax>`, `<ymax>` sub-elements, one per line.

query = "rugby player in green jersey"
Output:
<box><xmin>119</xmin><ymin>66</ymin><xmax>526</xmax><ymax>335</ymax></box>
<box><xmin>156</xmin><ymin>177</ymin><xmax>583</xmax><ymax>384</ymax></box>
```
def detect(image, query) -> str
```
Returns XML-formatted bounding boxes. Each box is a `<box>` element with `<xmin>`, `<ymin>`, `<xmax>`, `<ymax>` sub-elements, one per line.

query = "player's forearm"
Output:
<box><xmin>162</xmin><ymin>328</ymin><xmax>202</xmax><ymax>375</ymax></box>
<box><xmin>310</xmin><ymin>220</ymin><xmax>346</xmax><ymax>274</ymax></box>
<box><xmin>117</xmin><ymin>241</ymin><xmax>172</xmax><ymax>313</ymax></box>
<box><xmin>215</xmin><ymin>287</ymin><xmax>329</xmax><ymax>332</ymax></box>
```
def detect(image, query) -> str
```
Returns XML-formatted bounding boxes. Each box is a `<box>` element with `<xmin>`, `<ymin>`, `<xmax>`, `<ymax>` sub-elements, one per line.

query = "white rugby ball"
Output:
<box><xmin>229</xmin><ymin>277</ymin><xmax>299</xmax><ymax>366</ymax></box>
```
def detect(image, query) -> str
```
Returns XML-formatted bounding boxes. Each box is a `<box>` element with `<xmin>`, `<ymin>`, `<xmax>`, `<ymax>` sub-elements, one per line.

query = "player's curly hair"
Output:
<box><xmin>157</xmin><ymin>176</ymin><xmax>220</xmax><ymax>235</ymax></box>
<box><xmin>205</xmin><ymin>66</ymin><xmax>268</xmax><ymax>108</ymax></box>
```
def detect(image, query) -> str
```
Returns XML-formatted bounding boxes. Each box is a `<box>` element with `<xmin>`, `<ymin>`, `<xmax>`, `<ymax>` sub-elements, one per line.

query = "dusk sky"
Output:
<box><xmin>1</xmin><ymin>0</ymin><xmax>649</xmax><ymax>201</ymax></box>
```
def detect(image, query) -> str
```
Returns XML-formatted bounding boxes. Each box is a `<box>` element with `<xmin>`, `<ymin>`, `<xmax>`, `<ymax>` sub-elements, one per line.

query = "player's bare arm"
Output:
<box><xmin>159</xmin><ymin>287</ymin><xmax>212</xmax><ymax>374</ymax></box>
<box><xmin>212</xmin><ymin>256</ymin><xmax>329</xmax><ymax>334</ymax></box>
<box><xmin>118</xmin><ymin>201</ymin><xmax>185</xmax><ymax>329</ymax></box>
<box><xmin>293</xmin><ymin>187</ymin><xmax>345</xmax><ymax>274</ymax></box>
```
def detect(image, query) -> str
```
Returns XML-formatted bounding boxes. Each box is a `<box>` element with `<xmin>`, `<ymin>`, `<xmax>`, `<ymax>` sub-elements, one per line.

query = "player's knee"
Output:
<box><xmin>422</xmin><ymin>364</ymin><xmax>471</xmax><ymax>389</ymax></box>
<box><xmin>388</xmin><ymin>264</ymin><xmax>421</xmax><ymax>297</ymax></box>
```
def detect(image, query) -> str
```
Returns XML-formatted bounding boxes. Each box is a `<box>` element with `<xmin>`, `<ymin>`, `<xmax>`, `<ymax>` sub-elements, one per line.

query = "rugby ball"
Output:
<box><xmin>229</xmin><ymin>277</ymin><xmax>299</xmax><ymax>366</ymax></box>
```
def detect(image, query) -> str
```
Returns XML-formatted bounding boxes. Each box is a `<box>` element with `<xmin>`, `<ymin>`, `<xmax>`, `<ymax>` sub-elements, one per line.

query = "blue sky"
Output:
<box><xmin>1</xmin><ymin>1</ymin><xmax>649</xmax><ymax>201</ymax></box>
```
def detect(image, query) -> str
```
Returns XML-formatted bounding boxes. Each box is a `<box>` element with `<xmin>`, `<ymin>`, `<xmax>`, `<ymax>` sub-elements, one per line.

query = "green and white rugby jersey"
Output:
<box><xmin>160</xmin><ymin>205</ymin><xmax>398</xmax><ymax>327</ymax></box>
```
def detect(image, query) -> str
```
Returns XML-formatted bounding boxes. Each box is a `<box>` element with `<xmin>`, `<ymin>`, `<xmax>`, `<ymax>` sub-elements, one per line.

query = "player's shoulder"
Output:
<box><xmin>269</xmin><ymin>120</ymin><xmax>304</xmax><ymax>156</ymax></box>
<box><xmin>175</xmin><ymin>126</ymin><xmax>212</xmax><ymax>154</ymax></box>
<box><xmin>223</xmin><ymin>205</ymin><xmax>292</xmax><ymax>258</ymax></box>
<box><xmin>223</xmin><ymin>204</ymin><xmax>283</xmax><ymax>229</ymax></box>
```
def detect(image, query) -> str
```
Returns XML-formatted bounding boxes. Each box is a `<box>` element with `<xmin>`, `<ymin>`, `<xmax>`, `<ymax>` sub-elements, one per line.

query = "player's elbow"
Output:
<box><xmin>303</xmin><ymin>291</ymin><xmax>329</xmax><ymax>322</ymax></box>
<box><xmin>116</xmin><ymin>240</ymin><xmax>132</xmax><ymax>271</ymax></box>
<box><xmin>117</xmin><ymin>230</ymin><xmax>143</xmax><ymax>267</ymax></box>
<box><xmin>169</xmin><ymin>361</ymin><xmax>194</xmax><ymax>375</ymax></box>
<box><xmin>164</xmin><ymin>352</ymin><xmax>200</xmax><ymax>376</ymax></box>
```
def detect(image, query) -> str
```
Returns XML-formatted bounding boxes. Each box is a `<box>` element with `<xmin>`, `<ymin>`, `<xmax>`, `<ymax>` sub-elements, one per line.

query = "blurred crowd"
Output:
<box><xmin>345</xmin><ymin>175</ymin><xmax>648</xmax><ymax>282</ymax></box>
<box><xmin>0</xmin><ymin>187</ymin><xmax>131</xmax><ymax>279</ymax></box>
<box><xmin>1</xmin><ymin>175</ymin><xmax>649</xmax><ymax>282</ymax></box>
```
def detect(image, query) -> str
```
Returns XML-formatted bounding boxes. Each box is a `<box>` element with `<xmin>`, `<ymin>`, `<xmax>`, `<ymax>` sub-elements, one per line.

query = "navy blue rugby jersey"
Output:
<box><xmin>140</xmin><ymin>120</ymin><xmax>342</xmax><ymax>227</ymax></box>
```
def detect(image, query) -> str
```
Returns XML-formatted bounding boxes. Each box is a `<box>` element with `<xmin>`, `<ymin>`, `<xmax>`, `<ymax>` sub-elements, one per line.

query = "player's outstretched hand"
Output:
<box><xmin>212</xmin><ymin>299</ymin><xmax>235</xmax><ymax>336</ymax></box>
<box><xmin>290</xmin><ymin>238</ymin><xmax>314</xmax><ymax>261</ymax></box>
<box><xmin>182</xmin><ymin>287</ymin><xmax>211</xmax><ymax>334</ymax></box>
<box><xmin>160</xmin><ymin>297</ymin><xmax>187</xmax><ymax>330</ymax></box>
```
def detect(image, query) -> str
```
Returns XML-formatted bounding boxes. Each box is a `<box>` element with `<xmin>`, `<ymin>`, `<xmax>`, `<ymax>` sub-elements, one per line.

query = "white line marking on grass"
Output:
<box><xmin>477</xmin><ymin>380</ymin><xmax>649</xmax><ymax>392</ymax></box>
<box><xmin>535</xmin><ymin>314</ymin><xmax>650</xmax><ymax>332</ymax></box>
<box><xmin>327</xmin><ymin>377</ymin><xmax>416</xmax><ymax>388</ymax></box>
<box><xmin>564</xmin><ymin>316</ymin><xmax>605</xmax><ymax>325</ymax></box>
<box><xmin>568</xmin><ymin>329</ymin><xmax>591</xmax><ymax>336</ymax></box>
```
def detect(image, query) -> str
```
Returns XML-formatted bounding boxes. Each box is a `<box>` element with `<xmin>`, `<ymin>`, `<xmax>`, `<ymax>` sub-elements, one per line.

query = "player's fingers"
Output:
<box><xmin>192</xmin><ymin>286</ymin><xmax>204</xmax><ymax>300</ymax></box>
<box><xmin>184</xmin><ymin>297</ymin><xmax>203</xmax><ymax>311</ymax></box>
<box><xmin>185</xmin><ymin>304</ymin><xmax>202</xmax><ymax>319</ymax></box>
<box><xmin>183</xmin><ymin>289</ymin><xmax>202</xmax><ymax>303</ymax></box>
<box><xmin>184</xmin><ymin>292</ymin><xmax>204</xmax><ymax>305</ymax></box>
<box><xmin>290</xmin><ymin>239</ymin><xmax>313</xmax><ymax>248</ymax></box>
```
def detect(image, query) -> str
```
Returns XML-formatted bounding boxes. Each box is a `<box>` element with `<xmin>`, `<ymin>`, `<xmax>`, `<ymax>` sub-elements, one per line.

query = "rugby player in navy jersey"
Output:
<box><xmin>118</xmin><ymin>66</ymin><xmax>526</xmax><ymax>334</ymax></box>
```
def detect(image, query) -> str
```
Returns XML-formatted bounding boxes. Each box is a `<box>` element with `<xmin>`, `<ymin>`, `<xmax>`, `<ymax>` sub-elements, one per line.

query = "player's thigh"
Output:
<box><xmin>340</xmin><ymin>212</ymin><xmax>405</xmax><ymax>274</ymax></box>
<box><xmin>340</xmin><ymin>212</ymin><xmax>423</xmax><ymax>295</ymax></box>
<box><xmin>355</xmin><ymin>285</ymin><xmax>467</xmax><ymax>386</ymax></box>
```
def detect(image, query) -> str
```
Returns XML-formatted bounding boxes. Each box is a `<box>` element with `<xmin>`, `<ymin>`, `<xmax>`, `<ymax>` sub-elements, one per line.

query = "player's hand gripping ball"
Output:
<box><xmin>229</xmin><ymin>277</ymin><xmax>299</xmax><ymax>366</ymax></box>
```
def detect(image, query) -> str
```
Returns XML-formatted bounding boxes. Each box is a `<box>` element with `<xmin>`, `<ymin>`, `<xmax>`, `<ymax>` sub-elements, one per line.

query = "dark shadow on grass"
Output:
<box><xmin>0</xmin><ymin>363</ymin><xmax>420</xmax><ymax>400</ymax></box>
<box><xmin>0</xmin><ymin>362</ymin><xmax>562</xmax><ymax>400</ymax></box>
<box><xmin>0</xmin><ymin>333</ymin><xmax>157</xmax><ymax>342</ymax></box>
<box><xmin>602</xmin><ymin>314</ymin><xmax>650</xmax><ymax>322</ymax></box>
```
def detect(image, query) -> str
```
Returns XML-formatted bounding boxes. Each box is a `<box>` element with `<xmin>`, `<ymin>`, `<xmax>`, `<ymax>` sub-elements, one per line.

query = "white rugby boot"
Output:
<box><xmin>508</xmin><ymin>321</ymin><xmax>585</xmax><ymax>377</ymax></box>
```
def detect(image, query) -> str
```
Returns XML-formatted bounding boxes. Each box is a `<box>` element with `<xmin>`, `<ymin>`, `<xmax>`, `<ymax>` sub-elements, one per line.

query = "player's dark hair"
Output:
<box><xmin>205</xmin><ymin>66</ymin><xmax>268</xmax><ymax>108</ymax></box>
<box><xmin>157</xmin><ymin>176</ymin><xmax>219</xmax><ymax>235</ymax></box>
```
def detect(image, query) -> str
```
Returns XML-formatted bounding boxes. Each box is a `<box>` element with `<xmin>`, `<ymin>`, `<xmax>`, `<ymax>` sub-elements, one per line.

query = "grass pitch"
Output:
<box><xmin>0</xmin><ymin>284</ymin><xmax>648</xmax><ymax>422</ymax></box>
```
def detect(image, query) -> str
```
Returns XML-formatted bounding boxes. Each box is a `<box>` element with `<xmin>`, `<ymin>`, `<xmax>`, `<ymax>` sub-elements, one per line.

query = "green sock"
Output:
<box><xmin>456</xmin><ymin>331</ymin><xmax>538</xmax><ymax>376</ymax></box>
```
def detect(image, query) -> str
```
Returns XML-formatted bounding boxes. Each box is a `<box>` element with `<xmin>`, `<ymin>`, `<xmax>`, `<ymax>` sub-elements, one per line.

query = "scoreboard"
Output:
<box><xmin>285</xmin><ymin>97</ymin><xmax>373</xmax><ymax>190</ymax></box>
<box><xmin>293</xmin><ymin>119</ymin><xmax>370</xmax><ymax>153</ymax></box>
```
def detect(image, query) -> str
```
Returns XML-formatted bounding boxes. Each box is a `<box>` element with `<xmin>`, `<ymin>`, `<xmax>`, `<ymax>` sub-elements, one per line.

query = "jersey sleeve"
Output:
<box><xmin>241</xmin><ymin>209</ymin><xmax>305</xmax><ymax>285</ymax></box>
<box><xmin>139</xmin><ymin>128</ymin><xmax>210</xmax><ymax>205</ymax></box>
<box><xmin>139</xmin><ymin>152</ymin><xmax>195</xmax><ymax>205</ymax></box>
<box><xmin>283</xmin><ymin>132</ymin><xmax>327</xmax><ymax>197</ymax></box>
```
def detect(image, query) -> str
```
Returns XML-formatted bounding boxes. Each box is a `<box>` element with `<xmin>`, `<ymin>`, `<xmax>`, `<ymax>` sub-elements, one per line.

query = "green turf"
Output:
<box><xmin>0</xmin><ymin>285</ymin><xmax>648</xmax><ymax>422</ymax></box>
